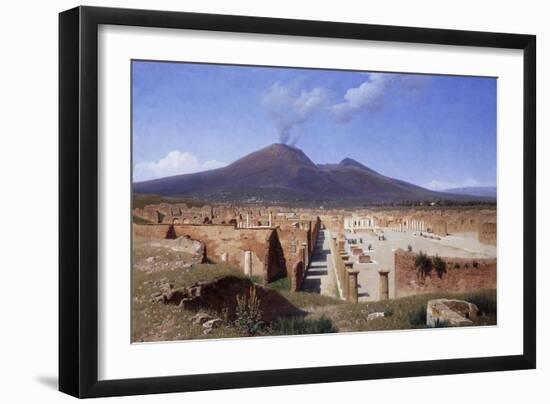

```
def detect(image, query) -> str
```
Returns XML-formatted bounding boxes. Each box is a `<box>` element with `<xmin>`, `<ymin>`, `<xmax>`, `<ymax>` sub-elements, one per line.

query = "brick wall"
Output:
<box><xmin>290</xmin><ymin>261</ymin><xmax>305</xmax><ymax>292</ymax></box>
<box><xmin>133</xmin><ymin>223</ymin><xmax>285</xmax><ymax>283</ymax></box>
<box><xmin>479</xmin><ymin>222</ymin><xmax>497</xmax><ymax>245</ymax></box>
<box><xmin>276</xmin><ymin>226</ymin><xmax>308</xmax><ymax>277</ymax></box>
<box><xmin>428</xmin><ymin>219</ymin><xmax>448</xmax><ymax>236</ymax></box>
<box><xmin>394</xmin><ymin>249</ymin><xmax>496</xmax><ymax>297</ymax></box>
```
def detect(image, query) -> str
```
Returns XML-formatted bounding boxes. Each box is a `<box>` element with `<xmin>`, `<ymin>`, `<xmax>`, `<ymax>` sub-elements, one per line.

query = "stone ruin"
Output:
<box><xmin>153</xmin><ymin>276</ymin><xmax>304</xmax><ymax>323</ymax></box>
<box><xmin>426</xmin><ymin>299</ymin><xmax>479</xmax><ymax>327</ymax></box>
<box><xmin>149</xmin><ymin>235</ymin><xmax>206</xmax><ymax>265</ymax></box>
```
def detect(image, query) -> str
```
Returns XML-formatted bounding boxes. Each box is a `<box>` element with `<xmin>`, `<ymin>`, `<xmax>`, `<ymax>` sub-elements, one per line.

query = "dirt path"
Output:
<box><xmin>303</xmin><ymin>230</ymin><xmax>337</xmax><ymax>297</ymax></box>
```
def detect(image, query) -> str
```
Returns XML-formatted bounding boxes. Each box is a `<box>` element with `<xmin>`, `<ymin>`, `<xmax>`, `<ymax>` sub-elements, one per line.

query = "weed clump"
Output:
<box><xmin>234</xmin><ymin>287</ymin><xmax>265</xmax><ymax>336</ymax></box>
<box><xmin>271</xmin><ymin>315</ymin><xmax>337</xmax><ymax>335</ymax></box>
<box><xmin>415</xmin><ymin>251</ymin><xmax>433</xmax><ymax>279</ymax></box>
<box><xmin>408</xmin><ymin>306</ymin><xmax>427</xmax><ymax>327</ymax></box>
<box><xmin>433</xmin><ymin>255</ymin><xmax>447</xmax><ymax>279</ymax></box>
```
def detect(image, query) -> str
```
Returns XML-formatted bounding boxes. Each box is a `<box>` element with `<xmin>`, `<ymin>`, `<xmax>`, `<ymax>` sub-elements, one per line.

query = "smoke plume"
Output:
<box><xmin>261</xmin><ymin>82</ymin><xmax>327</xmax><ymax>145</ymax></box>
<box><xmin>332</xmin><ymin>73</ymin><xmax>428</xmax><ymax>122</ymax></box>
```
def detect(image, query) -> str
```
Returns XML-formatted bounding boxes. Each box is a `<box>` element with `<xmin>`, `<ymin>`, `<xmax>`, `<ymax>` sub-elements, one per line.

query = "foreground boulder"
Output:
<box><xmin>426</xmin><ymin>299</ymin><xmax>479</xmax><ymax>327</ymax></box>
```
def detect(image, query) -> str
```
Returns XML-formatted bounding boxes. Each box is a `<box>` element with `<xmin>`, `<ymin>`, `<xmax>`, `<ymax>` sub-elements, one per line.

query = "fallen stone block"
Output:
<box><xmin>352</xmin><ymin>248</ymin><xmax>364</xmax><ymax>256</ymax></box>
<box><xmin>367</xmin><ymin>312</ymin><xmax>385</xmax><ymax>321</ymax></box>
<box><xmin>358</xmin><ymin>255</ymin><xmax>372</xmax><ymax>263</ymax></box>
<box><xmin>426</xmin><ymin>299</ymin><xmax>479</xmax><ymax>327</ymax></box>
<box><xmin>191</xmin><ymin>312</ymin><xmax>213</xmax><ymax>325</ymax></box>
<box><xmin>203</xmin><ymin>318</ymin><xmax>223</xmax><ymax>329</ymax></box>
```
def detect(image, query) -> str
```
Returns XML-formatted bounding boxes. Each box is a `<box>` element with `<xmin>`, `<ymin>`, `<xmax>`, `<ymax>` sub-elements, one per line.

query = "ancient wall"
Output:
<box><xmin>133</xmin><ymin>223</ymin><xmax>285</xmax><ymax>283</ymax></box>
<box><xmin>290</xmin><ymin>261</ymin><xmax>305</xmax><ymax>292</ymax></box>
<box><xmin>276</xmin><ymin>217</ymin><xmax>321</xmax><ymax>291</ymax></box>
<box><xmin>133</xmin><ymin>223</ymin><xmax>172</xmax><ymax>239</ymax></box>
<box><xmin>428</xmin><ymin>219</ymin><xmax>448</xmax><ymax>236</ymax></box>
<box><xmin>320</xmin><ymin>215</ymin><xmax>344</xmax><ymax>235</ymax></box>
<box><xmin>133</xmin><ymin>207</ymin><xmax>162</xmax><ymax>223</ymax></box>
<box><xmin>172</xmin><ymin>224</ymin><xmax>284</xmax><ymax>282</ymax></box>
<box><xmin>310</xmin><ymin>217</ymin><xmax>321</xmax><ymax>256</ymax></box>
<box><xmin>479</xmin><ymin>222</ymin><xmax>497</xmax><ymax>245</ymax></box>
<box><xmin>265</xmin><ymin>230</ymin><xmax>287</xmax><ymax>282</ymax></box>
<box><xmin>394</xmin><ymin>249</ymin><xmax>496</xmax><ymax>297</ymax></box>
<box><xmin>276</xmin><ymin>226</ymin><xmax>309</xmax><ymax>276</ymax></box>
<box><xmin>443</xmin><ymin>210</ymin><xmax>496</xmax><ymax>234</ymax></box>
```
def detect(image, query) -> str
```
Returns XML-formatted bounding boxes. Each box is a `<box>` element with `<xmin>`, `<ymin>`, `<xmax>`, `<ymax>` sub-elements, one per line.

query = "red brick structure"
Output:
<box><xmin>290</xmin><ymin>261</ymin><xmax>305</xmax><ymax>292</ymax></box>
<box><xmin>394</xmin><ymin>249</ymin><xmax>496</xmax><ymax>297</ymax></box>
<box><xmin>134</xmin><ymin>223</ymin><xmax>286</xmax><ymax>283</ymax></box>
<box><xmin>479</xmin><ymin>222</ymin><xmax>497</xmax><ymax>245</ymax></box>
<box><xmin>428</xmin><ymin>219</ymin><xmax>448</xmax><ymax>236</ymax></box>
<box><xmin>358</xmin><ymin>255</ymin><xmax>372</xmax><ymax>263</ymax></box>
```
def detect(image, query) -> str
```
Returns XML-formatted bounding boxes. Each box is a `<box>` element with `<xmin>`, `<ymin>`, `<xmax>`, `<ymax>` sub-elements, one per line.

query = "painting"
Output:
<box><xmin>131</xmin><ymin>60</ymin><xmax>497</xmax><ymax>342</ymax></box>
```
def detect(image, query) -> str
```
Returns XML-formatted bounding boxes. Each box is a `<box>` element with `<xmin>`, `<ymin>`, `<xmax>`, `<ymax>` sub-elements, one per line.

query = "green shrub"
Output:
<box><xmin>454</xmin><ymin>262</ymin><xmax>461</xmax><ymax>269</ymax></box>
<box><xmin>251</xmin><ymin>275</ymin><xmax>264</xmax><ymax>284</ymax></box>
<box><xmin>407</xmin><ymin>306</ymin><xmax>427</xmax><ymax>327</ymax></box>
<box><xmin>466</xmin><ymin>293</ymin><xmax>497</xmax><ymax>315</ymax></box>
<box><xmin>433</xmin><ymin>255</ymin><xmax>447</xmax><ymax>279</ymax></box>
<box><xmin>234</xmin><ymin>287</ymin><xmax>265</xmax><ymax>336</ymax></box>
<box><xmin>267</xmin><ymin>276</ymin><xmax>291</xmax><ymax>291</ymax></box>
<box><xmin>473</xmin><ymin>261</ymin><xmax>479</xmax><ymax>268</ymax></box>
<box><xmin>415</xmin><ymin>251</ymin><xmax>433</xmax><ymax>279</ymax></box>
<box><xmin>271</xmin><ymin>315</ymin><xmax>337</xmax><ymax>335</ymax></box>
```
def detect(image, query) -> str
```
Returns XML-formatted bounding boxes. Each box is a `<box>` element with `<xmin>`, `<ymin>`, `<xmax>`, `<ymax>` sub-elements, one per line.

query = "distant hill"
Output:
<box><xmin>442</xmin><ymin>186</ymin><xmax>497</xmax><ymax>198</ymax></box>
<box><xmin>133</xmin><ymin>143</ymin><xmax>493</xmax><ymax>206</ymax></box>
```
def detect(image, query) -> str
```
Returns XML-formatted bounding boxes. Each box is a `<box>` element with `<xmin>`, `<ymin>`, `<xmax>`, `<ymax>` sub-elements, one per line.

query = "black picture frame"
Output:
<box><xmin>59</xmin><ymin>5</ymin><xmax>536</xmax><ymax>398</ymax></box>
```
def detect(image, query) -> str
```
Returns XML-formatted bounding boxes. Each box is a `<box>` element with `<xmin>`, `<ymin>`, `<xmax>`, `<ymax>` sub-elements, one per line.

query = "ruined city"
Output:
<box><xmin>130</xmin><ymin>64</ymin><xmax>498</xmax><ymax>342</ymax></box>
<box><xmin>132</xmin><ymin>183</ymin><xmax>497</xmax><ymax>341</ymax></box>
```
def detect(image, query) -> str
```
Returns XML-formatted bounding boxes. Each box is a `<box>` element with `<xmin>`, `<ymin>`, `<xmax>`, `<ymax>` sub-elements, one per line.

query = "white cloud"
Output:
<box><xmin>332</xmin><ymin>73</ymin><xmax>428</xmax><ymax>122</ymax></box>
<box><xmin>422</xmin><ymin>178</ymin><xmax>493</xmax><ymax>191</ymax></box>
<box><xmin>134</xmin><ymin>150</ymin><xmax>226</xmax><ymax>181</ymax></box>
<box><xmin>262</xmin><ymin>82</ymin><xmax>327</xmax><ymax>145</ymax></box>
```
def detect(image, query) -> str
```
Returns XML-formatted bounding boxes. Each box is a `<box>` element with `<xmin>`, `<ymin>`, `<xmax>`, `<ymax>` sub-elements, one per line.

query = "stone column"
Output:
<box><xmin>347</xmin><ymin>266</ymin><xmax>360</xmax><ymax>303</ymax></box>
<box><xmin>221</xmin><ymin>252</ymin><xmax>228</xmax><ymax>262</ymax></box>
<box><xmin>378</xmin><ymin>269</ymin><xmax>390</xmax><ymax>300</ymax></box>
<box><xmin>246</xmin><ymin>213</ymin><xmax>249</xmax><ymax>228</ymax></box>
<box><xmin>339</xmin><ymin>253</ymin><xmax>347</xmax><ymax>291</ymax></box>
<box><xmin>302</xmin><ymin>242</ymin><xmax>309</xmax><ymax>269</ymax></box>
<box><xmin>268</xmin><ymin>211</ymin><xmax>273</xmax><ymax>227</ymax></box>
<box><xmin>244</xmin><ymin>250</ymin><xmax>252</xmax><ymax>276</ymax></box>
<box><xmin>301</xmin><ymin>246</ymin><xmax>307</xmax><ymax>271</ymax></box>
<box><xmin>338</xmin><ymin>240</ymin><xmax>345</xmax><ymax>250</ymax></box>
<box><xmin>344</xmin><ymin>261</ymin><xmax>354</xmax><ymax>300</ymax></box>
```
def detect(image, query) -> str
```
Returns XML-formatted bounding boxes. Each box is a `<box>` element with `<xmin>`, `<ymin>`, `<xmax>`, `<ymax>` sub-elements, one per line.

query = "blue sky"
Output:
<box><xmin>132</xmin><ymin>60</ymin><xmax>497</xmax><ymax>190</ymax></box>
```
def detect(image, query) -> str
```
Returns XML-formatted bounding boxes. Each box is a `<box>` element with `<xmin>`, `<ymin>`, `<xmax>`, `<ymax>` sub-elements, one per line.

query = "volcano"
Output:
<box><xmin>133</xmin><ymin>143</ymin><xmax>491</xmax><ymax>206</ymax></box>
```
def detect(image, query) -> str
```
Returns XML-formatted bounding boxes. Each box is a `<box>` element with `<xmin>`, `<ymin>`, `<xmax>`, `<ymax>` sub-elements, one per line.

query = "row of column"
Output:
<box><xmin>236</xmin><ymin>211</ymin><xmax>274</xmax><ymax>228</ymax></box>
<box><xmin>332</xmin><ymin>237</ymin><xmax>360</xmax><ymax>303</ymax></box>
<box><xmin>395</xmin><ymin>219</ymin><xmax>426</xmax><ymax>232</ymax></box>
<box><xmin>347</xmin><ymin>217</ymin><xmax>377</xmax><ymax>229</ymax></box>
<box><xmin>240</xmin><ymin>237</ymin><xmax>390</xmax><ymax>301</ymax></box>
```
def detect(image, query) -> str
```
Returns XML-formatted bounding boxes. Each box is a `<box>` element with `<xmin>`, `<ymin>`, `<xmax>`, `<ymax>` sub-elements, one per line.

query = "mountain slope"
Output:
<box><xmin>442</xmin><ymin>186</ymin><xmax>497</xmax><ymax>198</ymax></box>
<box><xmin>133</xmin><ymin>143</ymin><xmax>491</xmax><ymax>205</ymax></box>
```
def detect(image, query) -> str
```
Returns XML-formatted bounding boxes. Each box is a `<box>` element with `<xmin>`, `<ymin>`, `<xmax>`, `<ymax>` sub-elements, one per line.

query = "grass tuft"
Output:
<box><xmin>267</xmin><ymin>276</ymin><xmax>291</xmax><ymax>291</ymax></box>
<box><xmin>407</xmin><ymin>306</ymin><xmax>427</xmax><ymax>327</ymax></box>
<box><xmin>271</xmin><ymin>315</ymin><xmax>337</xmax><ymax>335</ymax></box>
